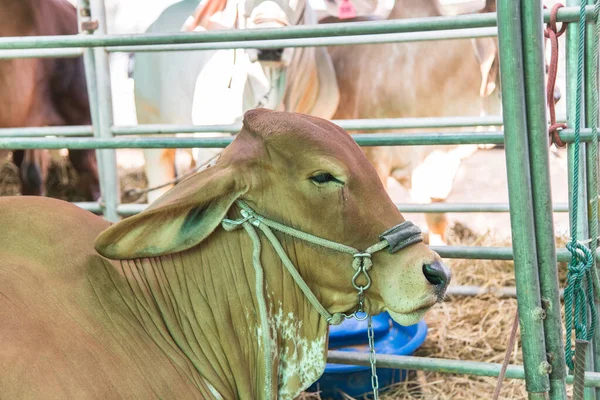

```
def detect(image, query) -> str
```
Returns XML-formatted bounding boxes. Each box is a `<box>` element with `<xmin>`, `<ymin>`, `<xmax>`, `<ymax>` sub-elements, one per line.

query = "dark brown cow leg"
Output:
<box><xmin>12</xmin><ymin>149</ymin><xmax>50</xmax><ymax>196</ymax></box>
<box><xmin>68</xmin><ymin>149</ymin><xmax>100</xmax><ymax>201</ymax></box>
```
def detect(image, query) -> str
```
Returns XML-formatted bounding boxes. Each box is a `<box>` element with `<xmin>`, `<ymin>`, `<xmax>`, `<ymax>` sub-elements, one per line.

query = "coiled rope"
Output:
<box><xmin>563</xmin><ymin>0</ymin><xmax>600</xmax><ymax>375</ymax></box>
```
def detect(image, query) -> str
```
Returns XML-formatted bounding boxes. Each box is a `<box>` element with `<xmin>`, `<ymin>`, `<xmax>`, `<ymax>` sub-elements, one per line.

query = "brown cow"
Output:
<box><xmin>0</xmin><ymin>0</ymin><xmax>99</xmax><ymax>200</ymax></box>
<box><xmin>0</xmin><ymin>109</ymin><xmax>449</xmax><ymax>399</ymax></box>
<box><xmin>322</xmin><ymin>0</ymin><xmax>501</xmax><ymax>242</ymax></box>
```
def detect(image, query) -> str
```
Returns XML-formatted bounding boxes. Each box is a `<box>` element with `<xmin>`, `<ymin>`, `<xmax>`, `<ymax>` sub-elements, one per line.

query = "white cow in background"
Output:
<box><xmin>132</xmin><ymin>0</ymin><xmax>355</xmax><ymax>203</ymax></box>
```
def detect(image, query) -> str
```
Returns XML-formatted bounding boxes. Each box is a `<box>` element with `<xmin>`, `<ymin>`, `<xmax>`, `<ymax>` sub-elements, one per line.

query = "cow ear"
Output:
<box><xmin>472</xmin><ymin>37</ymin><xmax>499</xmax><ymax>97</ymax></box>
<box><xmin>94</xmin><ymin>164</ymin><xmax>247</xmax><ymax>260</ymax></box>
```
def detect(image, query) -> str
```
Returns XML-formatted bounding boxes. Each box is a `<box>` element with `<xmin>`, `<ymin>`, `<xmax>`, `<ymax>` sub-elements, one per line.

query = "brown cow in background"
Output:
<box><xmin>321</xmin><ymin>0</ymin><xmax>500</xmax><ymax>242</ymax></box>
<box><xmin>0</xmin><ymin>0</ymin><xmax>99</xmax><ymax>200</ymax></box>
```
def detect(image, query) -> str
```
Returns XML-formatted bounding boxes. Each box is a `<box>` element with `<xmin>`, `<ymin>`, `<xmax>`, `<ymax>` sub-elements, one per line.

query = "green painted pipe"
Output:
<box><xmin>565</xmin><ymin>2</ymin><xmax>596</xmax><ymax>396</ymax></box>
<box><xmin>90</xmin><ymin>0</ymin><xmax>119</xmax><ymax>223</ymax></box>
<box><xmin>396</xmin><ymin>202</ymin><xmax>570</xmax><ymax>213</ymax></box>
<box><xmin>0</xmin><ymin>14</ymin><xmax>500</xmax><ymax>50</ymax></box>
<box><xmin>4</xmin><ymin>130</ymin><xmax>598</xmax><ymax>149</ymax></box>
<box><xmin>586</xmin><ymin>0</ymin><xmax>600</xmax><ymax>390</ymax></box>
<box><xmin>112</xmin><ymin>115</ymin><xmax>506</xmax><ymax>135</ymax></box>
<box><xmin>74</xmin><ymin>201</ymin><xmax>570</xmax><ymax>214</ymax></box>
<box><xmin>75</xmin><ymin>204</ymin><xmax>600</xmax><ymax>263</ymax></box>
<box><xmin>326</xmin><ymin>351</ymin><xmax>600</xmax><ymax>387</ymax></box>
<box><xmin>497</xmin><ymin>0</ymin><xmax>550</xmax><ymax>394</ymax></box>
<box><xmin>0</xmin><ymin>126</ymin><xmax>93</xmax><ymax>137</ymax></box>
<box><xmin>0</xmin><ymin>7</ymin><xmax>594</xmax><ymax>51</ymax></box>
<box><xmin>0</xmin><ymin>48</ymin><xmax>83</xmax><ymax>59</ymax></box>
<box><xmin>521</xmin><ymin>1</ymin><xmax>568</xmax><ymax>398</ymax></box>
<box><xmin>108</xmin><ymin>28</ymin><xmax>498</xmax><ymax>53</ymax></box>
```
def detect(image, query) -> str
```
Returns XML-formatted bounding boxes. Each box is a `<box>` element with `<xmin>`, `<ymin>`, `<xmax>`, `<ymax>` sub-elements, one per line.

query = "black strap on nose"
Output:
<box><xmin>379</xmin><ymin>221</ymin><xmax>423</xmax><ymax>254</ymax></box>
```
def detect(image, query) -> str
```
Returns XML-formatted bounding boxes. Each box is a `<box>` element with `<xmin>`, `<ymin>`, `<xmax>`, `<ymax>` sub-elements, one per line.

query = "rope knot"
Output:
<box><xmin>544</xmin><ymin>3</ymin><xmax>567</xmax><ymax>39</ymax></box>
<box><xmin>353</xmin><ymin>253</ymin><xmax>373</xmax><ymax>271</ymax></box>
<box><xmin>549</xmin><ymin>123</ymin><xmax>568</xmax><ymax>148</ymax></box>
<box><xmin>566</xmin><ymin>241</ymin><xmax>594</xmax><ymax>272</ymax></box>
<box><xmin>221</xmin><ymin>213</ymin><xmax>252</xmax><ymax>231</ymax></box>
<box><xmin>327</xmin><ymin>313</ymin><xmax>345</xmax><ymax>326</ymax></box>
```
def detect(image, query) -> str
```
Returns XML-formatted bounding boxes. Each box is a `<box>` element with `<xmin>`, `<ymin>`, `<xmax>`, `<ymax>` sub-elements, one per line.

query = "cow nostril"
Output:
<box><xmin>422</xmin><ymin>262</ymin><xmax>450</xmax><ymax>287</ymax></box>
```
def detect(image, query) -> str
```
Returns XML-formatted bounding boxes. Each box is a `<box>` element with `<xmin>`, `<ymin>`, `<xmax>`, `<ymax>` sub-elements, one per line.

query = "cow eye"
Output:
<box><xmin>309</xmin><ymin>173</ymin><xmax>344</xmax><ymax>185</ymax></box>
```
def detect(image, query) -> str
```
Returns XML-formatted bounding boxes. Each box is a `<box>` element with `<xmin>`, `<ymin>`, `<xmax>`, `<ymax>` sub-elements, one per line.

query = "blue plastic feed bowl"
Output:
<box><xmin>307</xmin><ymin>313</ymin><xmax>428</xmax><ymax>399</ymax></box>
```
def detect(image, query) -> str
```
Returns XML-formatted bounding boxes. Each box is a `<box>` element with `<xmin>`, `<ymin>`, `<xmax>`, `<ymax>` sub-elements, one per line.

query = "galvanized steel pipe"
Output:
<box><xmin>326</xmin><ymin>352</ymin><xmax>600</xmax><ymax>387</ymax></box>
<box><xmin>497</xmin><ymin>0</ymin><xmax>551</xmax><ymax>394</ymax></box>
<box><xmin>0</xmin><ymin>7</ymin><xmax>594</xmax><ymax>51</ymax></box>
<box><xmin>107</xmin><ymin>28</ymin><xmax>498</xmax><ymax>53</ymax></box>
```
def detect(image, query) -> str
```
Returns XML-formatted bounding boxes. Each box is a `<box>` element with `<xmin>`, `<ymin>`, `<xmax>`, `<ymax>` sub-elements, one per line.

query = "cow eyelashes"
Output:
<box><xmin>309</xmin><ymin>173</ymin><xmax>345</xmax><ymax>185</ymax></box>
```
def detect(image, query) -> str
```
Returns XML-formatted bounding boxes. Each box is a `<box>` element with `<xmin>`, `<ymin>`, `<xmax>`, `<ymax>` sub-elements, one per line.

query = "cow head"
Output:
<box><xmin>95</xmin><ymin>109</ymin><xmax>450</xmax><ymax>326</ymax></box>
<box><xmin>182</xmin><ymin>0</ymin><xmax>306</xmax><ymax>67</ymax></box>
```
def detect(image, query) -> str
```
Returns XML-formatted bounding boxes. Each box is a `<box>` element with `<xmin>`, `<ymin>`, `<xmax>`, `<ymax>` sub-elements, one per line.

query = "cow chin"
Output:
<box><xmin>386</xmin><ymin>298</ymin><xmax>438</xmax><ymax>326</ymax></box>
<box><xmin>387</xmin><ymin>308</ymin><xmax>431</xmax><ymax>327</ymax></box>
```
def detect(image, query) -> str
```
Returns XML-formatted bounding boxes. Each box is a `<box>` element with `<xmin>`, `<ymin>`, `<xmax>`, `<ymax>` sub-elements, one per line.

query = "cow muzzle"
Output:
<box><xmin>245</xmin><ymin>1</ymin><xmax>294</xmax><ymax>67</ymax></box>
<box><xmin>247</xmin><ymin>47</ymin><xmax>293</xmax><ymax>67</ymax></box>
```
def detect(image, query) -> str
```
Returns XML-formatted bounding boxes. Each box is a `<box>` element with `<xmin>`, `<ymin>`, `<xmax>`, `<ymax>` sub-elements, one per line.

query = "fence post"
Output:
<box><xmin>89</xmin><ymin>0</ymin><xmax>119</xmax><ymax>222</ymax></box>
<box><xmin>566</xmin><ymin>2</ymin><xmax>597</xmax><ymax>399</ymax></box>
<box><xmin>585</xmin><ymin>0</ymin><xmax>600</xmax><ymax>396</ymax></box>
<box><xmin>521</xmin><ymin>1</ymin><xmax>569</xmax><ymax>399</ymax></box>
<box><xmin>497</xmin><ymin>0</ymin><xmax>551</xmax><ymax>398</ymax></box>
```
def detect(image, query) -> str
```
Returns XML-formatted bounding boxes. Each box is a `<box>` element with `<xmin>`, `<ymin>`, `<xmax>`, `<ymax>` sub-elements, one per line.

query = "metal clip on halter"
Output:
<box><xmin>379</xmin><ymin>221</ymin><xmax>424</xmax><ymax>253</ymax></box>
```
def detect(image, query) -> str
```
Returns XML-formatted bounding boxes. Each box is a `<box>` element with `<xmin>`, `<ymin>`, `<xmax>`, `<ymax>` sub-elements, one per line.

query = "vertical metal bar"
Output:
<box><xmin>90</xmin><ymin>0</ymin><xmax>119</xmax><ymax>222</ymax></box>
<box><xmin>76</xmin><ymin>2</ymin><xmax>99</xmax><ymax>128</ymax></box>
<box><xmin>497</xmin><ymin>0</ymin><xmax>550</xmax><ymax>398</ymax></box>
<box><xmin>585</xmin><ymin>0</ymin><xmax>600</xmax><ymax>393</ymax></box>
<box><xmin>77</xmin><ymin>0</ymin><xmax>104</xmax><ymax>213</ymax></box>
<box><xmin>567</xmin><ymin>2</ymin><xmax>591</xmax><ymax>264</ymax></box>
<box><xmin>521</xmin><ymin>1</ymin><xmax>568</xmax><ymax>398</ymax></box>
<box><xmin>566</xmin><ymin>3</ymin><xmax>594</xmax><ymax>399</ymax></box>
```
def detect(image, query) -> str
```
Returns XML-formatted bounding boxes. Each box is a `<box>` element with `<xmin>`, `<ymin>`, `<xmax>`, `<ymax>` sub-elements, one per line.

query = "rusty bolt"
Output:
<box><xmin>539</xmin><ymin>361</ymin><xmax>552</xmax><ymax>375</ymax></box>
<box><xmin>533</xmin><ymin>307</ymin><xmax>546</xmax><ymax>321</ymax></box>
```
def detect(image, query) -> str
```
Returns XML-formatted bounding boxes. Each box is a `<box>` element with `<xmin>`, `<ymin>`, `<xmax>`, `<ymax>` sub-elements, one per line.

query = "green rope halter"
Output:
<box><xmin>221</xmin><ymin>199</ymin><xmax>423</xmax><ymax>399</ymax></box>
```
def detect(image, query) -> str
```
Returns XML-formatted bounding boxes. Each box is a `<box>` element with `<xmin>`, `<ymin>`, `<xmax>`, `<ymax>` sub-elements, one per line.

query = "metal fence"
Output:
<box><xmin>1</xmin><ymin>0</ymin><xmax>599</xmax><ymax>398</ymax></box>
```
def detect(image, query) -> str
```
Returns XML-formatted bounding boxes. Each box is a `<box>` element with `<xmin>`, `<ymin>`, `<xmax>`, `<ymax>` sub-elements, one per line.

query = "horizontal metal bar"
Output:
<box><xmin>5</xmin><ymin>117</ymin><xmax>582</xmax><ymax>139</ymax></box>
<box><xmin>108</xmin><ymin>28</ymin><xmax>497</xmax><ymax>53</ymax></box>
<box><xmin>0</xmin><ymin>48</ymin><xmax>83</xmax><ymax>59</ymax></box>
<box><xmin>397</xmin><ymin>202</ymin><xmax>570</xmax><ymax>213</ymax></box>
<box><xmin>447</xmin><ymin>285</ymin><xmax>518</xmax><ymax>298</ymax></box>
<box><xmin>433</xmin><ymin>245</ymin><xmax>515</xmax><ymax>260</ymax></box>
<box><xmin>0</xmin><ymin>7</ymin><xmax>593</xmax><ymax>51</ymax></box>
<box><xmin>112</xmin><ymin>116</ymin><xmax>506</xmax><ymax>135</ymax></box>
<box><xmin>432</xmin><ymin>246</ymin><xmax>598</xmax><ymax>263</ymax></box>
<box><xmin>74</xmin><ymin>203</ymin><xmax>600</xmax><ymax>262</ymax></box>
<box><xmin>73</xmin><ymin>202</ymin><xmax>570</xmax><ymax>215</ymax></box>
<box><xmin>0</xmin><ymin>117</ymin><xmax>506</xmax><ymax>139</ymax></box>
<box><xmin>0</xmin><ymin>137</ymin><xmax>231</xmax><ymax>149</ymax></box>
<box><xmin>0</xmin><ymin>15</ymin><xmax>499</xmax><ymax>51</ymax></box>
<box><xmin>446</xmin><ymin>285</ymin><xmax>565</xmax><ymax>299</ymax></box>
<box><xmin>0</xmin><ymin>126</ymin><xmax>93</xmax><ymax>138</ymax></box>
<box><xmin>4</xmin><ymin>129</ymin><xmax>596</xmax><ymax>149</ymax></box>
<box><xmin>326</xmin><ymin>351</ymin><xmax>600</xmax><ymax>387</ymax></box>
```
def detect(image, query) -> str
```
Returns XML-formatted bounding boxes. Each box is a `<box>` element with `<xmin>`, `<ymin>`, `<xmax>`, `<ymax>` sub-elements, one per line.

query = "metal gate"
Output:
<box><xmin>0</xmin><ymin>0</ymin><xmax>599</xmax><ymax>398</ymax></box>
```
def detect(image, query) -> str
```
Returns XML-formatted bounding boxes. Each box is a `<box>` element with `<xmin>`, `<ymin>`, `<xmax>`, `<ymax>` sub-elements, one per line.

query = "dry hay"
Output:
<box><xmin>301</xmin><ymin>223</ymin><xmax>573</xmax><ymax>400</ymax></box>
